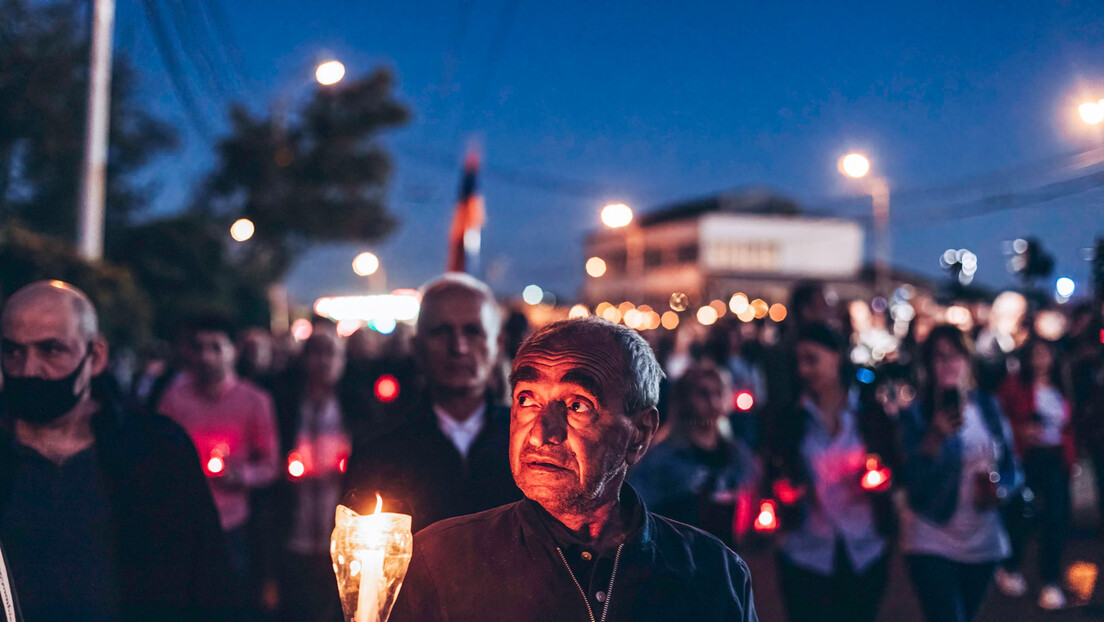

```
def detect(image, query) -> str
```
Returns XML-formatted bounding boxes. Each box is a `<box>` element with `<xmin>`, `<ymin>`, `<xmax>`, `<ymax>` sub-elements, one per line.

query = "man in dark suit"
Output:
<box><xmin>343</xmin><ymin>273</ymin><xmax>520</xmax><ymax>532</ymax></box>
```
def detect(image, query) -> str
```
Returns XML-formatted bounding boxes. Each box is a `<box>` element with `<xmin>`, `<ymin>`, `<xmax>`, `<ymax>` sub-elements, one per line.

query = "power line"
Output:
<box><xmin>137</xmin><ymin>0</ymin><xmax>213</xmax><ymax>138</ymax></box>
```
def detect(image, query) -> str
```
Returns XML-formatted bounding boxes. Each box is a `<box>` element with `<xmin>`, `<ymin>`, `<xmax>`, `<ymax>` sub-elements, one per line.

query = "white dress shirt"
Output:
<box><xmin>433</xmin><ymin>403</ymin><xmax>487</xmax><ymax>460</ymax></box>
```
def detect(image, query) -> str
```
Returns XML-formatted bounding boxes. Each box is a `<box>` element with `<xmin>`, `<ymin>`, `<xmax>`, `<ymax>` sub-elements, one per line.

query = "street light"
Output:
<box><xmin>230</xmin><ymin>218</ymin><xmax>255</xmax><ymax>242</ymax></box>
<box><xmin>315</xmin><ymin>60</ymin><xmax>346</xmax><ymax>86</ymax></box>
<box><xmin>1080</xmin><ymin>100</ymin><xmax>1104</xmax><ymax>125</ymax></box>
<box><xmin>600</xmin><ymin>203</ymin><xmax>642</xmax><ymax>301</ymax></box>
<box><xmin>601</xmin><ymin>203</ymin><xmax>634</xmax><ymax>228</ymax></box>
<box><xmin>839</xmin><ymin>152</ymin><xmax>891</xmax><ymax>296</ymax></box>
<box><xmin>352</xmin><ymin>251</ymin><xmax>379</xmax><ymax>276</ymax></box>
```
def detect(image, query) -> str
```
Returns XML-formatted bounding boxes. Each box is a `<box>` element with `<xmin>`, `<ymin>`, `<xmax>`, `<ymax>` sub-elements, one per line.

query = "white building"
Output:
<box><xmin>583</xmin><ymin>188</ymin><xmax>871</xmax><ymax>309</ymax></box>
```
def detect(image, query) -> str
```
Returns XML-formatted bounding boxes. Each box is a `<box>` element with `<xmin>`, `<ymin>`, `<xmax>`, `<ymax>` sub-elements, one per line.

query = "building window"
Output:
<box><xmin>677</xmin><ymin>243</ymin><xmax>699</xmax><ymax>264</ymax></box>
<box><xmin>606</xmin><ymin>249</ymin><xmax>627</xmax><ymax>274</ymax></box>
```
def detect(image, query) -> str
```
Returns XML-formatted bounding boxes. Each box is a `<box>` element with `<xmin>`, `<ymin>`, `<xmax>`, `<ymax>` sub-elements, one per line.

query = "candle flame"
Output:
<box><xmin>373</xmin><ymin>493</ymin><xmax>383</xmax><ymax>515</ymax></box>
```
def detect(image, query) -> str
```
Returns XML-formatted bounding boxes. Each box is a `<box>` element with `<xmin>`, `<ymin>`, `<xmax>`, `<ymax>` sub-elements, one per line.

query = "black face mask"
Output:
<box><xmin>1</xmin><ymin>350</ymin><xmax>91</xmax><ymax>425</ymax></box>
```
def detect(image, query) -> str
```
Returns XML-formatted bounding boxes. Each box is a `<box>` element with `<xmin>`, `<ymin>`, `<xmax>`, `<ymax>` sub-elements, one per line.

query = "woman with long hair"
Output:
<box><xmin>766</xmin><ymin>323</ymin><xmax>898</xmax><ymax>622</ymax></box>
<box><xmin>993</xmin><ymin>336</ymin><xmax>1075</xmax><ymax>609</ymax></box>
<box><xmin>630</xmin><ymin>361</ymin><xmax>759</xmax><ymax>546</ymax></box>
<box><xmin>900</xmin><ymin>324</ymin><xmax>1021</xmax><ymax>622</ymax></box>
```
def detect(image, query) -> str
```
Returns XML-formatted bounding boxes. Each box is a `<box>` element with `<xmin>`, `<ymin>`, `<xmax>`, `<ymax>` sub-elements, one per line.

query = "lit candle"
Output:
<box><xmin>331</xmin><ymin>494</ymin><xmax>412</xmax><ymax>622</ymax></box>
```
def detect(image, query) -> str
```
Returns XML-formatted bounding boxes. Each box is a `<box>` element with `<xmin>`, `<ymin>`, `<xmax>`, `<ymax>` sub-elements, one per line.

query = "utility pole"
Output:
<box><xmin>78</xmin><ymin>0</ymin><xmax>116</xmax><ymax>261</ymax></box>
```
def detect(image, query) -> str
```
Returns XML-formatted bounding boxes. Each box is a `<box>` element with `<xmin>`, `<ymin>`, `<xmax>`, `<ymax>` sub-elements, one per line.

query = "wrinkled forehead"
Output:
<box><xmin>512</xmin><ymin>336</ymin><xmax>625</xmax><ymax>399</ymax></box>
<box><xmin>1</xmin><ymin>299</ymin><xmax>83</xmax><ymax>343</ymax></box>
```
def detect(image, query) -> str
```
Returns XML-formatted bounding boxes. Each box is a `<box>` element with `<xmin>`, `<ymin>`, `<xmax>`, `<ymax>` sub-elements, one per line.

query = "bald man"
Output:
<box><xmin>0</xmin><ymin>281</ymin><xmax>234</xmax><ymax>620</ymax></box>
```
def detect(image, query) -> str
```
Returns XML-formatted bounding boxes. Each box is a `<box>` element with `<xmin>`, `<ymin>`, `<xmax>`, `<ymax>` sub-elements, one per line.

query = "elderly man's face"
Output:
<box><xmin>1</xmin><ymin>300</ymin><xmax>90</xmax><ymax>382</ymax></box>
<box><xmin>509</xmin><ymin>334</ymin><xmax>645</xmax><ymax>517</ymax></box>
<box><xmin>416</xmin><ymin>289</ymin><xmax>498</xmax><ymax>394</ymax></box>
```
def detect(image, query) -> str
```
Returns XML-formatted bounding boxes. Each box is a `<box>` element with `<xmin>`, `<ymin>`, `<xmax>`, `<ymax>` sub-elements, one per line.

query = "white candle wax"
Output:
<box><xmin>356</xmin><ymin>547</ymin><xmax>384</xmax><ymax>622</ymax></box>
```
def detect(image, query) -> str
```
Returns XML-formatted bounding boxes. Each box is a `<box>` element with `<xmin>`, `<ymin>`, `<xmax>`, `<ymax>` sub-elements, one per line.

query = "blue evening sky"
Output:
<box><xmin>112</xmin><ymin>0</ymin><xmax>1104</xmax><ymax>303</ymax></box>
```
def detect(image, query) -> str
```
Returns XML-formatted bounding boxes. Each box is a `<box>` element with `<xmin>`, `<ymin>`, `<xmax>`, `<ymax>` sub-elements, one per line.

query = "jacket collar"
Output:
<box><xmin>515</xmin><ymin>482</ymin><xmax>654</xmax><ymax>555</ymax></box>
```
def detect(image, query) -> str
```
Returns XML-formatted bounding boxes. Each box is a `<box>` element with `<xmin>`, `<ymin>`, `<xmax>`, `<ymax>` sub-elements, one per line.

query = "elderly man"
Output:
<box><xmin>391</xmin><ymin>317</ymin><xmax>758</xmax><ymax>622</ymax></box>
<box><xmin>0</xmin><ymin>281</ymin><xmax>233</xmax><ymax>620</ymax></box>
<box><xmin>344</xmin><ymin>273</ymin><xmax>520</xmax><ymax>532</ymax></box>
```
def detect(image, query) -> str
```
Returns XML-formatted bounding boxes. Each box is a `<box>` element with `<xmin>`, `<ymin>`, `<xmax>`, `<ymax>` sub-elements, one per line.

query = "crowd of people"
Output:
<box><xmin>0</xmin><ymin>274</ymin><xmax>1101</xmax><ymax>621</ymax></box>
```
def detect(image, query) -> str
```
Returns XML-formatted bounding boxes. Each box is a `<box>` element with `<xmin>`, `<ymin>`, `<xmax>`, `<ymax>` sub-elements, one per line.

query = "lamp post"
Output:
<box><xmin>840</xmin><ymin>153</ymin><xmax>891</xmax><ymax>297</ymax></box>
<box><xmin>601</xmin><ymin>203</ymin><xmax>642</xmax><ymax>301</ymax></box>
<box><xmin>353</xmin><ymin>251</ymin><xmax>387</xmax><ymax>294</ymax></box>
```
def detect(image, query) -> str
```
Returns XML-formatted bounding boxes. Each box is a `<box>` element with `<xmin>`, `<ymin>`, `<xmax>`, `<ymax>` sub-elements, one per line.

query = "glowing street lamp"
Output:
<box><xmin>600</xmin><ymin>203</ymin><xmax>634</xmax><ymax>228</ymax></box>
<box><xmin>352</xmin><ymin>252</ymin><xmax>380</xmax><ymax>277</ymax></box>
<box><xmin>839</xmin><ymin>153</ymin><xmax>871</xmax><ymax>178</ymax></box>
<box><xmin>315</xmin><ymin>60</ymin><xmax>346</xmax><ymax>86</ymax></box>
<box><xmin>230</xmin><ymin>218</ymin><xmax>255</xmax><ymax>242</ymax></box>
<box><xmin>1080</xmin><ymin>100</ymin><xmax>1104</xmax><ymax>125</ymax></box>
<box><xmin>839</xmin><ymin>152</ymin><xmax>891</xmax><ymax>296</ymax></box>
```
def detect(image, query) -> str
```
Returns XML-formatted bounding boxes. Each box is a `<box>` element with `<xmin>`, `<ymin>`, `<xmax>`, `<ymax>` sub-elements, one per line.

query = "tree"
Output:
<box><xmin>0</xmin><ymin>0</ymin><xmax>177</xmax><ymax>242</ymax></box>
<box><xmin>196</xmin><ymin>68</ymin><xmax>410</xmax><ymax>283</ymax></box>
<box><xmin>108</xmin><ymin>214</ymin><xmax>269</xmax><ymax>338</ymax></box>
<box><xmin>0</xmin><ymin>223</ymin><xmax>151</xmax><ymax>347</ymax></box>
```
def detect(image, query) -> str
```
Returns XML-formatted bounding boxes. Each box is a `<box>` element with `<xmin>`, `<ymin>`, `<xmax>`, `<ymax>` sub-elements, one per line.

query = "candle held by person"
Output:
<box><xmin>331</xmin><ymin>494</ymin><xmax>413</xmax><ymax>622</ymax></box>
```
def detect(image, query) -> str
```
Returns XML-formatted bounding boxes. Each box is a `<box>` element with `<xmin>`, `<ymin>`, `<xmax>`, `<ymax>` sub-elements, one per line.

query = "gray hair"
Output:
<box><xmin>417</xmin><ymin>272</ymin><xmax>501</xmax><ymax>335</ymax></box>
<box><xmin>3</xmin><ymin>280</ymin><xmax>99</xmax><ymax>341</ymax></box>
<box><xmin>516</xmin><ymin>317</ymin><xmax>665</xmax><ymax>414</ymax></box>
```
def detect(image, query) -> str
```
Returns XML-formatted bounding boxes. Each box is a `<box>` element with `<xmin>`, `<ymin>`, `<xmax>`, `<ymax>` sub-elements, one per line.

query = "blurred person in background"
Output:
<box><xmin>343</xmin><ymin>273</ymin><xmax>520</xmax><ymax>532</ymax></box>
<box><xmin>0</xmin><ymin>281</ymin><xmax>233</xmax><ymax>620</ymax></box>
<box><xmin>899</xmin><ymin>325</ymin><xmax>1020</xmax><ymax>622</ymax></box>
<box><xmin>339</xmin><ymin>324</ymin><xmax>419</xmax><ymax>443</ymax></box>
<box><xmin>157</xmin><ymin>314</ymin><xmax>281</xmax><ymax>601</ymax></box>
<box><xmin>704</xmin><ymin>320</ymin><xmax>766</xmax><ymax>449</ymax></box>
<box><xmin>762</xmin><ymin>281</ymin><xmax>838</xmax><ymax>427</ymax></box>
<box><xmin>994</xmin><ymin>336</ymin><xmax>1074</xmax><ymax>609</ymax></box>
<box><xmin>766</xmin><ymin>323</ymin><xmax>898</xmax><ymax>622</ymax></box>
<box><xmin>1064</xmin><ymin>302</ymin><xmax>1104</xmax><ymax>528</ymax></box>
<box><xmin>265</xmin><ymin>331</ymin><xmax>351</xmax><ymax>622</ymax></box>
<box><xmin>630</xmin><ymin>361</ymin><xmax>760</xmax><ymax>546</ymax></box>
<box><xmin>237</xmin><ymin>327</ymin><xmax>276</xmax><ymax>392</ymax></box>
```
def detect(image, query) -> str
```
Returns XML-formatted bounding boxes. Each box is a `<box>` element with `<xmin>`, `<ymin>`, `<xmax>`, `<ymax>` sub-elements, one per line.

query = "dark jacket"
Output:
<box><xmin>899</xmin><ymin>392</ymin><xmax>1022</xmax><ymax>524</ymax></box>
<box><xmin>342</xmin><ymin>401</ymin><xmax>521</xmax><ymax>533</ymax></box>
<box><xmin>390</xmin><ymin>485</ymin><xmax>758</xmax><ymax>622</ymax></box>
<box><xmin>0</xmin><ymin>403</ymin><xmax>235</xmax><ymax>621</ymax></box>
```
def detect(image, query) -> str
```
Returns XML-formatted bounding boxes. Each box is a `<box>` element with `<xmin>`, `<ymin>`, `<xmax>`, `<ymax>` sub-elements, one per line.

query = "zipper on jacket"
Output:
<box><xmin>556</xmin><ymin>543</ymin><xmax>624</xmax><ymax>622</ymax></box>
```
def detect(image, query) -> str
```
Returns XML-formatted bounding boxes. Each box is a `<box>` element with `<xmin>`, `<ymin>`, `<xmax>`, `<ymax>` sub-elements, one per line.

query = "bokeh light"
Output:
<box><xmin>769</xmin><ymin>303</ymin><xmax>788</xmax><ymax>322</ymax></box>
<box><xmin>696</xmin><ymin>305</ymin><xmax>718</xmax><ymax>326</ymax></box>
<box><xmin>568</xmin><ymin>304</ymin><xmax>589</xmax><ymax>318</ymax></box>
<box><xmin>522</xmin><ymin>284</ymin><xmax>544</xmax><ymax>305</ymax></box>
<box><xmin>230</xmin><ymin>218</ymin><xmax>255</xmax><ymax>242</ymax></box>
<box><xmin>600</xmin><ymin>203</ymin><xmax>633</xmax><ymax>228</ymax></box>
<box><xmin>661</xmin><ymin>311</ymin><xmax>680</xmax><ymax>330</ymax></box>
<box><xmin>585</xmin><ymin>256</ymin><xmax>607</xmax><ymax>277</ymax></box>
<box><xmin>352</xmin><ymin>252</ymin><xmax>380</xmax><ymax>276</ymax></box>
<box><xmin>840</xmin><ymin>153</ymin><xmax>871</xmax><ymax>178</ymax></box>
<box><xmin>315</xmin><ymin>60</ymin><xmax>346</xmax><ymax>85</ymax></box>
<box><xmin>669</xmin><ymin>292</ymin><xmax>689</xmax><ymax>312</ymax></box>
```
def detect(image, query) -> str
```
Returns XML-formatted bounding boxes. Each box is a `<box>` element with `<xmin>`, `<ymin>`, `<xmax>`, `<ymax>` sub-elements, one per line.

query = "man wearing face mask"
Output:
<box><xmin>0</xmin><ymin>281</ymin><xmax>234</xmax><ymax>621</ymax></box>
<box><xmin>391</xmin><ymin>317</ymin><xmax>758</xmax><ymax>622</ymax></box>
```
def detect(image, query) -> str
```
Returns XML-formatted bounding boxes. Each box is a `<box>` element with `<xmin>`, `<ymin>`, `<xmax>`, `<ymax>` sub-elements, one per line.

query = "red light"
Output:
<box><xmin>754</xmin><ymin>499</ymin><xmax>778</xmax><ymax>532</ymax></box>
<box><xmin>735</xmin><ymin>391</ymin><xmax>754</xmax><ymax>411</ymax></box>
<box><xmin>772</xmin><ymin>479</ymin><xmax>804</xmax><ymax>505</ymax></box>
<box><xmin>861</xmin><ymin>454</ymin><xmax>891</xmax><ymax>492</ymax></box>
<box><xmin>374</xmin><ymin>374</ymin><xmax>400</xmax><ymax>403</ymax></box>
<box><xmin>862</xmin><ymin>468</ymin><xmax>892</xmax><ymax>492</ymax></box>
<box><xmin>1099</xmin><ymin>328</ymin><xmax>1104</xmax><ymax>344</ymax></box>
<box><xmin>206</xmin><ymin>456</ymin><xmax>225</xmax><ymax>476</ymax></box>
<box><xmin>338</xmin><ymin>457</ymin><xmax>347</xmax><ymax>473</ymax></box>
<box><xmin>288</xmin><ymin>452</ymin><xmax>305</xmax><ymax>478</ymax></box>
